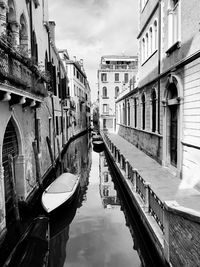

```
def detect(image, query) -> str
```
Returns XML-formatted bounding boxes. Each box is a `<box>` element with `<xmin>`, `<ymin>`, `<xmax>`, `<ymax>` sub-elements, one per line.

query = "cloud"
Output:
<box><xmin>48</xmin><ymin>0</ymin><xmax>138</xmax><ymax>101</ymax></box>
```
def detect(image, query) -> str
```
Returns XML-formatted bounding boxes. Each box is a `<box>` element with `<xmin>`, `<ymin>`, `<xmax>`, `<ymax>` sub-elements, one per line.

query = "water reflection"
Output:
<box><xmin>48</xmin><ymin>134</ymin><xmax>162</xmax><ymax>267</ymax></box>
<box><xmin>99</xmin><ymin>151</ymin><xmax>120</xmax><ymax>209</ymax></box>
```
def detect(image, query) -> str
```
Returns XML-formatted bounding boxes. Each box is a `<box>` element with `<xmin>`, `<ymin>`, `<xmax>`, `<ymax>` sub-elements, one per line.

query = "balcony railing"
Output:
<box><xmin>100</xmin><ymin>63</ymin><xmax>137</xmax><ymax>70</ymax></box>
<box><xmin>0</xmin><ymin>37</ymin><xmax>49</xmax><ymax>98</ymax></box>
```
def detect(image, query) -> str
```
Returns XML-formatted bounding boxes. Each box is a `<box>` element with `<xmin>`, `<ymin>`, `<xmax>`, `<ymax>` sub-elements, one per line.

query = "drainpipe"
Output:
<box><xmin>47</xmin><ymin>27</ymin><xmax>56</xmax><ymax>160</ymax></box>
<box><xmin>157</xmin><ymin>0</ymin><xmax>161</xmax><ymax>134</ymax></box>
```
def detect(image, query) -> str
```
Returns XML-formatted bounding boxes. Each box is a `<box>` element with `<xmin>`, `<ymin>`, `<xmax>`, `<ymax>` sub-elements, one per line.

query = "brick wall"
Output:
<box><xmin>164</xmin><ymin>202</ymin><xmax>200</xmax><ymax>267</ymax></box>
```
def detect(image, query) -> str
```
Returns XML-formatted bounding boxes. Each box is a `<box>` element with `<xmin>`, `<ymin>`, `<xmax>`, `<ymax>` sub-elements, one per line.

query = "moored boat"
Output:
<box><xmin>3</xmin><ymin>216</ymin><xmax>49</xmax><ymax>267</ymax></box>
<box><xmin>41</xmin><ymin>172</ymin><xmax>80</xmax><ymax>214</ymax></box>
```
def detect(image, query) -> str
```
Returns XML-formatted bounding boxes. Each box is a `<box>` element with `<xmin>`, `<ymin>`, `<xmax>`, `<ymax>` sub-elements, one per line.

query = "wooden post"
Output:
<box><xmin>57</xmin><ymin>137</ymin><xmax>63</xmax><ymax>173</ymax></box>
<box><xmin>46</xmin><ymin>136</ymin><xmax>55</xmax><ymax>167</ymax></box>
<box><xmin>8</xmin><ymin>154</ymin><xmax>20</xmax><ymax>222</ymax></box>
<box><xmin>32</xmin><ymin>141</ymin><xmax>42</xmax><ymax>188</ymax></box>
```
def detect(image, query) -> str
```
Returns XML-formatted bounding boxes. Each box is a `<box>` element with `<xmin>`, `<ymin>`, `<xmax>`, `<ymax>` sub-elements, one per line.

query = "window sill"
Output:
<box><xmin>114</xmin><ymin>81</ymin><xmax>120</xmax><ymax>83</ymax></box>
<box><xmin>166</xmin><ymin>41</ymin><xmax>181</xmax><ymax>56</ymax></box>
<box><xmin>102</xmin><ymin>96</ymin><xmax>109</xmax><ymax>99</ymax></box>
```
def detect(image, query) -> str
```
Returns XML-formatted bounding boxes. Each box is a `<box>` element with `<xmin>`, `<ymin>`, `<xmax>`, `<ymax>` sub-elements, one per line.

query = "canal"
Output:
<box><xmin>49</xmin><ymin>133</ymin><xmax>165</xmax><ymax>267</ymax></box>
<box><xmin>0</xmin><ymin>133</ymin><xmax>166</xmax><ymax>266</ymax></box>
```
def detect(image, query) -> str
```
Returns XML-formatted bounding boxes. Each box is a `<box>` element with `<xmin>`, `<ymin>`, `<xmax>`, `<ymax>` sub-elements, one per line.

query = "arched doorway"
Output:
<box><xmin>2</xmin><ymin>119</ymin><xmax>19</xmax><ymax>225</ymax></box>
<box><xmin>168</xmin><ymin>83</ymin><xmax>178</xmax><ymax>167</ymax></box>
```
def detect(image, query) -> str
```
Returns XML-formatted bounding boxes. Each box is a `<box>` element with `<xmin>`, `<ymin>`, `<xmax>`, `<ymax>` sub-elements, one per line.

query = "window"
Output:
<box><xmin>115</xmin><ymin>86</ymin><xmax>119</xmax><ymax>98</ymax></box>
<box><xmin>103</xmin><ymin>104</ymin><xmax>109</xmax><ymax>114</ymax></box>
<box><xmin>127</xmin><ymin>101</ymin><xmax>130</xmax><ymax>126</ymax></box>
<box><xmin>149</xmin><ymin>27</ymin><xmax>153</xmax><ymax>54</ymax></box>
<box><xmin>154</xmin><ymin>20</ymin><xmax>158</xmax><ymax>50</ymax></box>
<box><xmin>124</xmin><ymin>73</ymin><xmax>129</xmax><ymax>83</ymax></box>
<box><xmin>102</xmin><ymin>86</ymin><xmax>107</xmax><ymax>98</ymax></box>
<box><xmin>101</xmin><ymin>73</ymin><xmax>107</xmax><ymax>82</ymax></box>
<box><xmin>167</xmin><ymin>0</ymin><xmax>180</xmax><ymax>49</ymax></box>
<box><xmin>115</xmin><ymin>73</ymin><xmax>119</xmax><ymax>82</ymax></box>
<box><xmin>151</xmin><ymin>90</ymin><xmax>157</xmax><ymax>132</ymax></box>
<box><xmin>141</xmin><ymin>94</ymin><xmax>146</xmax><ymax>130</ymax></box>
<box><xmin>134</xmin><ymin>98</ymin><xmax>137</xmax><ymax>128</ymax></box>
<box><xmin>146</xmin><ymin>33</ymin><xmax>149</xmax><ymax>58</ymax></box>
<box><xmin>104</xmin><ymin>172</ymin><xmax>109</xmax><ymax>182</ymax></box>
<box><xmin>19</xmin><ymin>14</ymin><xmax>28</xmax><ymax>52</ymax></box>
<box><xmin>142</xmin><ymin>38</ymin><xmax>145</xmax><ymax>63</ymax></box>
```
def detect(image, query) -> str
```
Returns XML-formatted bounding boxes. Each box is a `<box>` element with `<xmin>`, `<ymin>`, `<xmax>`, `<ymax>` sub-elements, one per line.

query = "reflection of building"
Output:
<box><xmin>97</xmin><ymin>55</ymin><xmax>138</xmax><ymax>132</ymax></box>
<box><xmin>99</xmin><ymin>151</ymin><xmax>120</xmax><ymax>208</ymax></box>
<box><xmin>62</xmin><ymin>134</ymin><xmax>92</xmax><ymax>205</ymax></box>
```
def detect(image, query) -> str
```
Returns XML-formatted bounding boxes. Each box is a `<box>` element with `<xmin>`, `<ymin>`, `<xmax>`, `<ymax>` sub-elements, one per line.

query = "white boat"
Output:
<box><xmin>41</xmin><ymin>172</ymin><xmax>80</xmax><ymax>213</ymax></box>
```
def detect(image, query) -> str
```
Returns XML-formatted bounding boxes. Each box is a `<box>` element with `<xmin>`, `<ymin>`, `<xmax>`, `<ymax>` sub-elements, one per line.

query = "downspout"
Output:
<box><xmin>157</xmin><ymin>0</ymin><xmax>161</xmax><ymax>159</ymax></box>
<box><xmin>47</xmin><ymin>28</ymin><xmax>56</xmax><ymax>160</ymax></box>
<box><xmin>29</xmin><ymin>0</ymin><xmax>37</xmax><ymax>144</ymax></box>
<box><xmin>158</xmin><ymin>0</ymin><xmax>161</xmax><ymax>134</ymax></box>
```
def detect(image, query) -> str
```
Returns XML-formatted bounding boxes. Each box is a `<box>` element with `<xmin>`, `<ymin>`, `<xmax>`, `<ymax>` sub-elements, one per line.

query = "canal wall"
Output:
<box><xmin>101</xmin><ymin>131</ymin><xmax>200</xmax><ymax>267</ymax></box>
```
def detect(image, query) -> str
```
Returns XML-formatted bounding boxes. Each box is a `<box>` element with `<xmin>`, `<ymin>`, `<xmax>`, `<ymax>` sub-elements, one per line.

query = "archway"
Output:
<box><xmin>2</xmin><ymin>119</ymin><xmax>19</xmax><ymax>225</ymax></box>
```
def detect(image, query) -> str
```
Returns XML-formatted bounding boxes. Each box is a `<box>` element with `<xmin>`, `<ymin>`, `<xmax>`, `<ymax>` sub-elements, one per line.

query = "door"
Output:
<box><xmin>170</xmin><ymin>105</ymin><xmax>177</xmax><ymax>167</ymax></box>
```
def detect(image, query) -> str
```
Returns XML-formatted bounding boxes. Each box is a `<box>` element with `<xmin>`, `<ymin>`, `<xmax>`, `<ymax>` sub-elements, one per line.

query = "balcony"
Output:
<box><xmin>100</xmin><ymin>63</ymin><xmax>137</xmax><ymax>70</ymax></box>
<box><xmin>0</xmin><ymin>37</ymin><xmax>49</xmax><ymax>104</ymax></box>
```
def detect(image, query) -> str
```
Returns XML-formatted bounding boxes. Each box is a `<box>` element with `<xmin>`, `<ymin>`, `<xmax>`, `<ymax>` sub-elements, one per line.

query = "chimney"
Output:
<box><xmin>49</xmin><ymin>21</ymin><xmax>56</xmax><ymax>43</ymax></box>
<box><xmin>80</xmin><ymin>59</ymin><xmax>83</xmax><ymax>66</ymax></box>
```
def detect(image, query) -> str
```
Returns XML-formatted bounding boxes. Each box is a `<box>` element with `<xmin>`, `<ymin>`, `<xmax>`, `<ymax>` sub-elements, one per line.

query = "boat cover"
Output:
<box><xmin>48</xmin><ymin>173</ymin><xmax>78</xmax><ymax>193</ymax></box>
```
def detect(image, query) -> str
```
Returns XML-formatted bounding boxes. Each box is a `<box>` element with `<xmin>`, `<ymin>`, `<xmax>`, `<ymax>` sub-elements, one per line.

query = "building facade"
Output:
<box><xmin>97</xmin><ymin>55</ymin><xmax>138</xmax><ymax>133</ymax></box>
<box><xmin>0</xmin><ymin>0</ymin><xmax>91</xmax><ymax>239</ymax></box>
<box><xmin>117</xmin><ymin>0</ymin><xmax>200</xmax><ymax>185</ymax></box>
<box><xmin>59</xmin><ymin>51</ymin><xmax>91</xmax><ymax>138</ymax></box>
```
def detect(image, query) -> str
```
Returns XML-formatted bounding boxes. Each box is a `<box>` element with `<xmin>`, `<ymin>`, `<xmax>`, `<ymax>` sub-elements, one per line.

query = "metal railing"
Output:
<box><xmin>103</xmin><ymin>132</ymin><xmax>165</xmax><ymax>233</ymax></box>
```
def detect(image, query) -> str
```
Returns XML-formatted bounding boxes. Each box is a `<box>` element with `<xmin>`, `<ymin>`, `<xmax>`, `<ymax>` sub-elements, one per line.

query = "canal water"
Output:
<box><xmin>48</xmin><ymin>133</ymin><xmax>164</xmax><ymax>267</ymax></box>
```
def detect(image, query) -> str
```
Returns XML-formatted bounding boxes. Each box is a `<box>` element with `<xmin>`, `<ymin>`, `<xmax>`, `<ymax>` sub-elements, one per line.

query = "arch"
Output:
<box><xmin>141</xmin><ymin>93</ymin><xmax>146</xmax><ymax>130</ymax></box>
<box><xmin>32</xmin><ymin>30</ymin><xmax>38</xmax><ymax>64</ymax></box>
<box><xmin>151</xmin><ymin>89</ymin><xmax>157</xmax><ymax>132</ymax></box>
<box><xmin>2</xmin><ymin>118</ymin><xmax>19</xmax><ymax>225</ymax></box>
<box><xmin>149</xmin><ymin>27</ymin><xmax>153</xmax><ymax>54</ymax></box>
<box><xmin>115</xmin><ymin>86</ymin><xmax>119</xmax><ymax>98</ymax></box>
<box><xmin>19</xmin><ymin>13</ymin><xmax>28</xmax><ymax>52</ymax></box>
<box><xmin>102</xmin><ymin>86</ymin><xmax>107</xmax><ymax>98</ymax></box>
<box><xmin>7</xmin><ymin>0</ymin><xmax>17</xmax><ymax>22</ymax></box>
<box><xmin>163</xmin><ymin>74</ymin><xmax>183</xmax><ymax>172</ymax></box>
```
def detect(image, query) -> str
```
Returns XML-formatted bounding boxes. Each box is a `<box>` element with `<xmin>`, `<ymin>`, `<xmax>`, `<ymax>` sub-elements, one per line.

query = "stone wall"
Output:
<box><xmin>164</xmin><ymin>202</ymin><xmax>200</xmax><ymax>267</ymax></box>
<box><xmin>118</xmin><ymin>124</ymin><xmax>162</xmax><ymax>163</ymax></box>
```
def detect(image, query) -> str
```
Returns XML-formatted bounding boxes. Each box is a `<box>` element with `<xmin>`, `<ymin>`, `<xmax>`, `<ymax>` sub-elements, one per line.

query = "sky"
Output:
<box><xmin>48</xmin><ymin>0</ymin><xmax>139</xmax><ymax>102</ymax></box>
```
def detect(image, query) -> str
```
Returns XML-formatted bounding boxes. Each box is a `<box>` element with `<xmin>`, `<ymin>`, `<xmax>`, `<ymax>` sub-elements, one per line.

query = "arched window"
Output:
<box><xmin>134</xmin><ymin>98</ymin><xmax>137</xmax><ymax>128</ymax></box>
<box><xmin>151</xmin><ymin>90</ymin><xmax>157</xmax><ymax>132</ymax></box>
<box><xmin>127</xmin><ymin>101</ymin><xmax>130</xmax><ymax>126</ymax></box>
<box><xmin>32</xmin><ymin>31</ymin><xmax>38</xmax><ymax>64</ymax></box>
<box><xmin>104</xmin><ymin>172</ymin><xmax>109</xmax><ymax>182</ymax></box>
<box><xmin>7</xmin><ymin>0</ymin><xmax>17</xmax><ymax>45</ymax></box>
<box><xmin>149</xmin><ymin>27</ymin><xmax>153</xmax><ymax>54</ymax></box>
<box><xmin>123</xmin><ymin>103</ymin><xmax>125</xmax><ymax>125</ymax></box>
<box><xmin>154</xmin><ymin>20</ymin><xmax>158</xmax><ymax>50</ymax></box>
<box><xmin>115</xmin><ymin>86</ymin><xmax>119</xmax><ymax>98</ymax></box>
<box><xmin>19</xmin><ymin>14</ymin><xmax>28</xmax><ymax>53</ymax></box>
<box><xmin>142</xmin><ymin>38</ymin><xmax>145</xmax><ymax>62</ymax></box>
<box><xmin>146</xmin><ymin>32</ymin><xmax>149</xmax><ymax>58</ymax></box>
<box><xmin>102</xmin><ymin>86</ymin><xmax>107</xmax><ymax>98</ymax></box>
<box><xmin>168</xmin><ymin>0</ymin><xmax>180</xmax><ymax>48</ymax></box>
<box><xmin>141</xmin><ymin>94</ymin><xmax>146</xmax><ymax>130</ymax></box>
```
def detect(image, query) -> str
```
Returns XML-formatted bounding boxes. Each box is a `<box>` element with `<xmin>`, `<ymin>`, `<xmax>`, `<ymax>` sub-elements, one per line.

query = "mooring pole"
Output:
<box><xmin>8</xmin><ymin>154</ymin><xmax>20</xmax><ymax>222</ymax></box>
<box><xmin>32</xmin><ymin>141</ymin><xmax>42</xmax><ymax>189</ymax></box>
<box><xmin>57</xmin><ymin>137</ymin><xmax>63</xmax><ymax>173</ymax></box>
<box><xmin>46</xmin><ymin>136</ymin><xmax>55</xmax><ymax>168</ymax></box>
